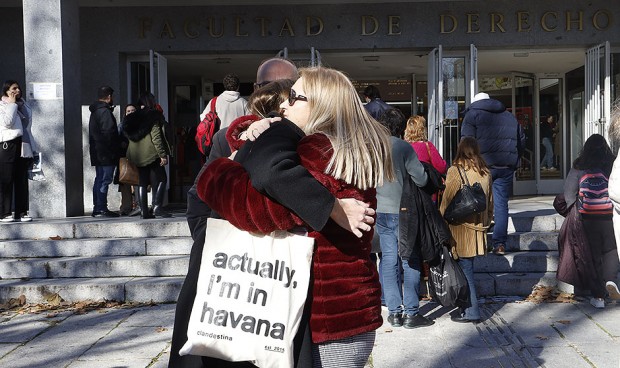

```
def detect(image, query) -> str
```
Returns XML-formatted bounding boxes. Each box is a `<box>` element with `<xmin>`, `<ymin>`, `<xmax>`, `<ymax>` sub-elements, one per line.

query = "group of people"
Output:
<box><xmin>102</xmin><ymin>56</ymin><xmax>612</xmax><ymax>366</ymax></box>
<box><xmin>88</xmin><ymin>87</ymin><xmax>171</xmax><ymax>219</ymax></box>
<box><xmin>166</xmin><ymin>56</ymin><xmax>526</xmax><ymax>367</ymax></box>
<box><xmin>0</xmin><ymin>80</ymin><xmax>37</xmax><ymax>223</ymax></box>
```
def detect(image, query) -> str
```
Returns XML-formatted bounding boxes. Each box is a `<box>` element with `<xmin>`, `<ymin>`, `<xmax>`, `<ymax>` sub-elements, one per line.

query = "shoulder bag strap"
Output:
<box><xmin>456</xmin><ymin>165</ymin><xmax>471</xmax><ymax>186</ymax></box>
<box><xmin>210</xmin><ymin>96</ymin><xmax>218</xmax><ymax>114</ymax></box>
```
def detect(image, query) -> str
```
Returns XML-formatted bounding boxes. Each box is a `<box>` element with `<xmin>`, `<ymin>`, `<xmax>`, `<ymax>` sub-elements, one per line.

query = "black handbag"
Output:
<box><xmin>443</xmin><ymin>166</ymin><xmax>486</xmax><ymax>224</ymax></box>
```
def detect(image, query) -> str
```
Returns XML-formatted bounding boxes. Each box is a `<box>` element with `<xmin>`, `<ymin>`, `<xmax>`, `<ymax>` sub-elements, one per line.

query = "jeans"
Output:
<box><xmin>458</xmin><ymin>257</ymin><xmax>480</xmax><ymax>320</ymax></box>
<box><xmin>376</xmin><ymin>212</ymin><xmax>421</xmax><ymax>316</ymax></box>
<box><xmin>491</xmin><ymin>168</ymin><xmax>514</xmax><ymax>249</ymax></box>
<box><xmin>541</xmin><ymin>137</ymin><xmax>554</xmax><ymax>168</ymax></box>
<box><xmin>93</xmin><ymin>165</ymin><xmax>116</xmax><ymax>212</ymax></box>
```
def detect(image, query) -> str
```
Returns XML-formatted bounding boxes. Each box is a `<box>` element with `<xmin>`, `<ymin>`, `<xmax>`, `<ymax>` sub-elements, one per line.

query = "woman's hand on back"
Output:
<box><xmin>330</xmin><ymin>198</ymin><xmax>375</xmax><ymax>238</ymax></box>
<box><xmin>246</xmin><ymin>117</ymin><xmax>281</xmax><ymax>141</ymax></box>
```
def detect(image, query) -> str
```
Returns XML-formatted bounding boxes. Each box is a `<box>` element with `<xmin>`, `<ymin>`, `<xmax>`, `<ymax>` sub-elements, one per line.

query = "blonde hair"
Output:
<box><xmin>299</xmin><ymin>67</ymin><xmax>394</xmax><ymax>189</ymax></box>
<box><xmin>404</xmin><ymin>115</ymin><xmax>427</xmax><ymax>142</ymax></box>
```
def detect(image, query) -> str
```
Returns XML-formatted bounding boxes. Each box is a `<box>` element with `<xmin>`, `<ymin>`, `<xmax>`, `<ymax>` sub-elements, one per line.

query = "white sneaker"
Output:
<box><xmin>606</xmin><ymin>281</ymin><xmax>620</xmax><ymax>300</ymax></box>
<box><xmin>590</xmin><ymin>297</ymin><xmax>605</xmax><ymax>309</ymax></box>
<box><xmin>1</xmin><ymin>215</ymin><xmax>14</xmax><ymax>223</ymax></box>
<box><xmin>20</xmin><ymin>214</ymin><xmax>33</xmax><ymax>222</ymax></box>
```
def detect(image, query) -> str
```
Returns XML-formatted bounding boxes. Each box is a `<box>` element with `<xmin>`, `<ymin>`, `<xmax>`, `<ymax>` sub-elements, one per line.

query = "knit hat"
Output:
<box><xmin>472</xmin><ymin>92</ymin><xmax>489</xmax><ymax>103</ymax></box>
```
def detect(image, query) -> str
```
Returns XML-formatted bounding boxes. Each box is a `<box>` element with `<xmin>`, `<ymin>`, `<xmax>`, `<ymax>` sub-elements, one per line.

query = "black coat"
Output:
<box><xmin>399</xmin><ymin>163</ymin><xmax>451</xmax><ymax>263</ymax></box>
<box><xmin>553</xmin><ymin>194</ymin><xmax>597</xmax><ymax>289</ymax></box>
<box><xmin>88</xmin><ymin>101</ymin><xmax>120</xmax><ymax>166</ymax></box>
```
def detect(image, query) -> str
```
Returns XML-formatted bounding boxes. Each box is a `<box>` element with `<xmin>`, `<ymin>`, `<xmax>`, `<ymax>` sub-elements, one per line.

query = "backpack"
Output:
<box><xmin>195</xmin><ymin>96</ymin><xmax>220</xmax><ymax>156</ymax></box>
<box><xmin>577</xmin><ymin>169</ymin><xmax>613</xmax><ymax>216</ymax></box>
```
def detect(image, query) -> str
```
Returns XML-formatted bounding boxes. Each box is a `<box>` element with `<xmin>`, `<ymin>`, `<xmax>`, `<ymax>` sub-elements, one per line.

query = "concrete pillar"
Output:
<box><xmin>22</xmin><ymin>0</ymin><xmax>83</xmax><ymax>217</ymax></box>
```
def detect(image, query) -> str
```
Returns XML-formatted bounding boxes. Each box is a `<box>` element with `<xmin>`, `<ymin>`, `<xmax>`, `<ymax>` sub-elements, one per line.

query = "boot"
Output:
<box><xmin>138</xmin><ymin>186</ymin><xmax>154</xmax><ymax>219</ymax></box>
<box><xmin>152</xmin><ymin>182</ymin><xmax>172</xmax><ymax>218</ymax></box>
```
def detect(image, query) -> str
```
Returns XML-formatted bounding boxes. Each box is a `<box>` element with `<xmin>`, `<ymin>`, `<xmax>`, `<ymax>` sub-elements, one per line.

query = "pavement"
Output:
<box><xmin>2</xmin><ymin>195</ymin><xmax>618</xmax><ymax>368</ymax></box>
<box><xmin>1</xmin><ymin>295</ymin><xmax>619</xmax><ymax>368</ymax></box>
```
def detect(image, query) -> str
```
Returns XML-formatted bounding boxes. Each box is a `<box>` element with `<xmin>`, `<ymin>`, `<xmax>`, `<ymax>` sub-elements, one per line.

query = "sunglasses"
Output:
<box><xmin>288</xmin><ymin>89</ymin><xmax>308</xmax><ymax>106</ymax></box>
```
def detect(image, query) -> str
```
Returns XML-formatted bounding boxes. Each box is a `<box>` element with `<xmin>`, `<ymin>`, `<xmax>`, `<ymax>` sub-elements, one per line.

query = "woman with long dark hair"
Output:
<box><xmin>563</xmin><ymin>133</ymin><xmax>618</xmax><ymax>308</ymax></box>
<box><xmin>439</xmin><ymin>137</ymin><xmax>493</xmax><ymax>323</ymax></box>
<box><xmin>122</xmin><ymin>93</ymin><xmax>171</xmax><ymax>219</ymax></box>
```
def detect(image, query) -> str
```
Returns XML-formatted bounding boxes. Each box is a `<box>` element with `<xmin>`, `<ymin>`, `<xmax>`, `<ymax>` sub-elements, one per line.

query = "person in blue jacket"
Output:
<box><xmin>460</xmin><ymin>92</ymin><xmax>525</xmax><ymax>255</ymax></box>
<box><xmin>363</xmin><ymin>85</ymin><xmax>391</xmax><ymax>120</ymax></box>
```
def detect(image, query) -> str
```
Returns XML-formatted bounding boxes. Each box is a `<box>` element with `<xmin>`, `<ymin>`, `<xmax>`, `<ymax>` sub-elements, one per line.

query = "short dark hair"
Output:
<box><xmin>378</xmin><ymin>108</ymin><xmax>406</xmax><ymax>138</ymax></box>
<box><xmin>363</xmin><ymin>85</ymin><xmax>381</xmax><ymax>99</ymax></box>
<box><xmin>223</xmin><ymin>74</ymin><xmax>240</xmax><ymax>91</ymax></box>
<box><xmin>2</xmin><ymin>80</ymin><xmax>19</xmax><ymax>97</ymax></box>
<box><xmin>98</xmin><ymin>86</ymin><xmax>114</xmax><ymax>99</ymax></box>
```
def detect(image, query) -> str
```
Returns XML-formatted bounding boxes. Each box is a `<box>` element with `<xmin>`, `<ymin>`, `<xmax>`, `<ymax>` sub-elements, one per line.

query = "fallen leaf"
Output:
<box><xmin>49</xmin><ymin>235</ymin><xmax>63</xmax><ymax>240</ymax></box>
<box><xmin>535</xmin><ymin>335</ymin><xmax>549</xmax><ymax>340</ymax></box>
<box><xmin>156</xmin><ymin>327</ymin><xmax>168</xmax><ymax>333</ymax></box>
<box><xmin>44</xmin><ymin>293</ymin><xmax>64</xmax><ymax>306</ymax></box>
<box><xmin>556</xmin><ymin>320</ymin><xmax>571</xmax><ymax>325</ymax></box>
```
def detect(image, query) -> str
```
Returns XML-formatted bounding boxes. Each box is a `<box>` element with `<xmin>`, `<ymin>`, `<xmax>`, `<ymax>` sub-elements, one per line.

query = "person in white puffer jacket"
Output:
<box><xmin>0</xmin><ymin>80</ymin><xmax>37</xmax><ymax>222</ymax></box>
<box><xmin>606</xmin><ymin>99</ymin><xmax>620</xmax><ymax>299</ymax></box>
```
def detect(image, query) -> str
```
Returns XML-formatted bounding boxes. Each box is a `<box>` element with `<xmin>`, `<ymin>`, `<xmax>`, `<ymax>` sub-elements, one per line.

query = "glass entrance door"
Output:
<box><xmin>427</xmin><ymin>45</ymin><xmax>476</xmax><ymax>165</ymax></box>
<box><xmin>512</xmin><ymin>74</ymin><xmax>537</xmax><ymax>195</ymax></box>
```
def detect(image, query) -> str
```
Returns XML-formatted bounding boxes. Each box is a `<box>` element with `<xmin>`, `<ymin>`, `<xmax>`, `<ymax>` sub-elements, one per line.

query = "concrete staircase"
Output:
<box><xmin>0</xmin><ymin>198</ymin><xmax>568</xmax><ymax>303</ymax></box>
<box><xmin>0</xmin><ymin>216</ymin><xmax>192</xmax><ymax>304</ymax></box>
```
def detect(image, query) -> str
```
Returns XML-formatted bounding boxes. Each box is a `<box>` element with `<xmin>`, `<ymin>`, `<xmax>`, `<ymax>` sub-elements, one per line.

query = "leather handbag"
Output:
<box><xmin>443</xmin><ymin>166</ymin><xmax>486</xmax><ymax>224</ymax></box>
<box><xmin>118</xmin><ymin>157</ymin><xmax>139</xmax><ymax>185</ymax></box>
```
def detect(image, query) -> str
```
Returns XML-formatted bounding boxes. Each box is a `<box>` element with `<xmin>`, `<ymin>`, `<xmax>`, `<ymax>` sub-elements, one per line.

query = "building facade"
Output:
<box><xmin>2</xmin><ymin>0</ymin><xmax>620</xmax><ymax>217</ymax></box>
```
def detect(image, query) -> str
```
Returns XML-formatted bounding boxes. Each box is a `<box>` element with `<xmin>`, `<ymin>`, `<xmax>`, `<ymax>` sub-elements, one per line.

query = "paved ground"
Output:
<box><xmin>1</xmin><ymin>295</ymin><xmax>618</xmax><ymax>368</ymax></box>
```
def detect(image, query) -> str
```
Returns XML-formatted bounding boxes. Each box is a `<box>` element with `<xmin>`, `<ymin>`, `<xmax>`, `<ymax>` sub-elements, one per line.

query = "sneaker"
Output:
<box><xmin>590</xmin><ymin>297</ymin><xmax>605</xmax><ymax>309</ymax></box>
<box><xmin>1</xmin><ymin>215</ymin><xmax>14</xmax><ymax>223</ymax></box>
<box><xmin>402</xmin><ymin>314</ymin><xmax>435</xmax><ymax>329</ymax></box>
<box><xmin>493</xmin><ymin>244</ymin><xmax>506</xmax><ymax>255</ymax></box>
<box><xmin>606</xmin><ymin>281</ymin><xmax>620</xmax><ymax>300</ymax></box>
<box><xmin>387</xmin><ymin>313</ymin><xmax>403</xmax><ymax>327</ymax></box>
<box><xmin>20</xmin><ymin>214</ymin><xmax>33</xmax><ymax>222</ymax></box>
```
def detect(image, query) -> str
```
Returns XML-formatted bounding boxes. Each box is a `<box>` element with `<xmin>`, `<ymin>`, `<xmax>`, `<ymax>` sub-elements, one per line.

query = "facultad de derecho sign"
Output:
<box><xmin>137</xmin><ymin>9</ymin><xmax>613</xmax><ymax>40</ymax></box>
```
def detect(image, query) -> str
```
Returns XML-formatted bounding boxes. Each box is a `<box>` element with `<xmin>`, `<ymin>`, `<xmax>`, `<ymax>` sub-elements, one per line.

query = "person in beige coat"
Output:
<box><xmin>440</xmin><ymin>137</ymin><xmax>493</xmax><ymax>323</ymax></box>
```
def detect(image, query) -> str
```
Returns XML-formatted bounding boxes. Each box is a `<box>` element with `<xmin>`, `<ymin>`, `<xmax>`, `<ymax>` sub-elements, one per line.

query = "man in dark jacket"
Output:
<box><xmin>363</xmin><ymin>85</ymin><xmax>391</xmax><ymax>120</ymax></box>
<box><xmin>88</xmin><ymin>86</ymin><xmax>120</xmax><ymax>217</ymax></box>
<box><xmin>461</xmin><ymin>92</ymin><xmax>525</xmax><ymax>255</ymax></box>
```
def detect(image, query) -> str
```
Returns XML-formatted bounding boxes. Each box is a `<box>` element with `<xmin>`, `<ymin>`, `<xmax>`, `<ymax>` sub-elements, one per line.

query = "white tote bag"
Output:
<box><xmin>180</xmin><ymin>218</ymin><xmax>314</xmax><ymax>368</ymax></box>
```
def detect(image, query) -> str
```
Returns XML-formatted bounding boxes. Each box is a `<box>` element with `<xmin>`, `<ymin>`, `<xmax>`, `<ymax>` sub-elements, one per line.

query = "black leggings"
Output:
<box><xmin>583</xmin><ymin>217</ymin><xmax>620</xmax><ymax>298</ymax></box>
<box><xmin>138</xmin><ymin>158</ymin><xmax>167</xmax><ymax>187</ymax></box>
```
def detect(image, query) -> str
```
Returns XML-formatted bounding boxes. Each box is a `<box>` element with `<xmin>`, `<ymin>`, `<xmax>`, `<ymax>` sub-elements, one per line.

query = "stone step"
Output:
<box><xmin>503</xmin><ymin>231</ymin><xmax>558</xmax><ymax>251</ymax></box>
<box><xmin>0</xmin><ymin>272</ymin><xmax>570</xmax><ymax>304</ymax></box>
<box><xmin>0</xmin><ymin>255</ymin><xmax>189</xmax><ymax>279</ymax></box>
<box><xmin>0</xmin><ymin>236</ymin><xmax>192</xmax><ymax>258</ymax></box>
<box><xmin>0</xmin><ymin>216</ymin><xmax>190</xmax><ymax>240</ymax></box>
<box><xmin>474</xmin><ymin>251</ymin><xmax>559</xmax><ymax>273</ymax></box>
<box><xmin>0</xmin><ymin>211</ymin><xmax>563</xmax><ymax>241</ymax></box>
<box><xmin>0</xmin><ymin>277</ymin><xmax>184</xmax><ymax>303</ymax></box>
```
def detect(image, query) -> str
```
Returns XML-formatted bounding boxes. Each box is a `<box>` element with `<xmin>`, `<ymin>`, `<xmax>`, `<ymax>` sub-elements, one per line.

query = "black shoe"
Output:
<box><xmin>451</xmin><ymin>315</ymin><xmax>480</xmax><ymax>324</ymax></box>
<box><xmin>402</xmin><ymin>314</ymin><xmax>435</xmax><ymax>329</ymax></box>
<box><xmin>387</xmin><ymin>313</ymin><xmax>403</xmax><ymax>327</ymax></box>
<box><xmin>92</xmin><ymin>210</ymin><xmax>119</xmax><ymax>218</ymax></box>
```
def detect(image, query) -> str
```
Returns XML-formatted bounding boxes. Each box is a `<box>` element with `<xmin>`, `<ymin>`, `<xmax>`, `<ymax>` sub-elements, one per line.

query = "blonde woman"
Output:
<box><xmin>404</xmin><ymin>115</ymin><xmax>447</xmax><ymax>175</ymax></box>
<box><xmin>198</xmin><ymin>67</ymin><xmax>393</xmax><ymax>367</ymax></box>
<box><xmin>439</xmin><ymin>137</ymin><xmax>493</xmax><ymax>323</ymax></box>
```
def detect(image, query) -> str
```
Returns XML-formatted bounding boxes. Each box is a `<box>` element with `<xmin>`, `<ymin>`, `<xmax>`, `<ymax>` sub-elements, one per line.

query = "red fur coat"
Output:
<box><xmin>197</xmin><ymin>126</ymin><xmax>382</xmax><ymax>344</ymax></box>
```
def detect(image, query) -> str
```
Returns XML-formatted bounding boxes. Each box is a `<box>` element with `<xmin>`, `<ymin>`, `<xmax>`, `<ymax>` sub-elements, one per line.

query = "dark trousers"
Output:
<box><xmin>0</xmin><ymin>137</ymin><xmax>22</xmax><ymax>218</ymax></box>
<box><xmin>14</xmin><ymin>157</ymin><xmax>32</xmax><ymax>217</ymax></box>
<box><xmin>583</xmin><ymin>217</ymin><xmax>620</xmax><ymax>298</ymax></box>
